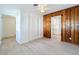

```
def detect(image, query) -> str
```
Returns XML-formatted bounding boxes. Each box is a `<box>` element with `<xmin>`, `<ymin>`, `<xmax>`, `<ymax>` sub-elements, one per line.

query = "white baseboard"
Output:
<box><xmin>17</xmin><ymin>36</ymin><xmax>43</xmax><ymax>45</ymax></box>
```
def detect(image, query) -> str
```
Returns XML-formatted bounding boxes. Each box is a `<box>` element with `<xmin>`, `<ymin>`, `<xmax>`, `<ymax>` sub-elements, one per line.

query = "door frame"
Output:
<box><xmin>51</xmin><ymin>15</ymin><xmax>62</xmax><ymax>40</ymax></box>
<box><xmin>43</xmin><ymin>10</ymin><xmax>65</xmax><ymax>41</ymax></box>
<box><xmin>2</xmin><ymin>15</ymin><xmax>16</xmax><ymax>39</ymax></box>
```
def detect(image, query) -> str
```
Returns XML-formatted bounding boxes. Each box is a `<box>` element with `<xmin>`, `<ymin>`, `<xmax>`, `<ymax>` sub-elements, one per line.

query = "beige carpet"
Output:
<box><xmin>0</xmin><ymin>37</ymin><xmax>79</xmax><ymax>55</ymax></box>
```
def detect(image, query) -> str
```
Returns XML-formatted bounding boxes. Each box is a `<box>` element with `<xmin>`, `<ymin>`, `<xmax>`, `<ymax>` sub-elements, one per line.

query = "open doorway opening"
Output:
<box><xmin>2</xmin><ymin>15</ymin><xmax>16</xmax><ymax>41</ymax></box>
<box><xmin>51</xmin><ymin>15</ymin><xmax>61</xmax><ymax>41</ymax></box>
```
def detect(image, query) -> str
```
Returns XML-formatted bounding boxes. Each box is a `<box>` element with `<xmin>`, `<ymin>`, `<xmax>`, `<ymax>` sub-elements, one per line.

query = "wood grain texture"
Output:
<box><xmin>75</xmin><ymin>6</ymin><xmax>79</xmax><ymax>44</ymax></box>
<box><xmin>43</xmin><ymin>15</ymin><xmax>51</xmax><ymax>38</ymax></box>
<box><xmin>65</xmin><ymin>8</ymin><xmax>71</xmax><ymax>43</ymax></box>
<box><xmin>71</xmin><ymin>7</ymin><xmax>75</xmax><ymax>44</ymax></box>
<box><xmin>43</xmin><ymin>5</ymin><xmax>79</xmax><ymax>45</ymax></box>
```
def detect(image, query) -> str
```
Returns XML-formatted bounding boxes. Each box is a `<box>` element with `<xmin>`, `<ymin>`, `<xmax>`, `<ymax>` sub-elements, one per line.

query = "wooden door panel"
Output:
<box><xmin>43</xmin><ymin>5</ymin><xmax>79</xmax><ymax>45</ymax></box>
<box><xmin>75</xmin><ymin>6</ymin><xmax>79</xmax><ymax>44</ymax></box>
<box><xmin>65</xmin><ymin>9</ymin><xmax>71</xmax><ymax>42</ymax></box>
<box><xmin>71</xmin><ymin>7</ymin><xmax>75</xmax><ymax>44</ymax></box>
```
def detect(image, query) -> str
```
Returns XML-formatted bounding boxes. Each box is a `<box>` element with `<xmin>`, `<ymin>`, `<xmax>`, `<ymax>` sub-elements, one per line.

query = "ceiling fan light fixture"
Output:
<box><xmin>33</xmin><ymin>4</ymin><xmax>48</xmax><ymax>13</ymax></box>
<box><xmin>38</xmin><ymin>4</ymin><xmax>48</xmax><ymax>13</ymax></box>
<box><xmin>41</xmin><ymin>9</ymin><xmax>45</xmax><ymax>13</ymax></box>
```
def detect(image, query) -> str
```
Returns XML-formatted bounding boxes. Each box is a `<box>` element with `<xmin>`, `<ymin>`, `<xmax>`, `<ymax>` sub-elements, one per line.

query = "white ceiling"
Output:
<box><xmin>0</xmin><ymin>4</ymin><xmax>78</xmax><ymax>14</ymax></box>
<box><xmin>44</xmin><ymin>4</ymin><xmax>78</xmax><ymax>14</ymax></box>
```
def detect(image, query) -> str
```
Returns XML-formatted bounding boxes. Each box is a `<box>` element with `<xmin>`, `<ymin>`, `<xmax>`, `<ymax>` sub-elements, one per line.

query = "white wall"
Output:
<box><xmin>2</xmin><ymin>15</ymin><xmax>16</xmax><ymax>38</ymax></box>
<box><xmin>0</xmin><ymin>9</ymin><xmax>21</xmax><ymax>45</ymax></box>
<box><xmin>19</xmin><ymin>11</ymin><xmax>43</xmax><ymax>44</ymax></box>
<box><xmin>16</xmin><ymin>10</ymin><xmax>21</xmax><ymax>43</ymax></box>
<box><xmin>0</xmin><ymin>8</ymin><xmax>43</xmax><ymax>44</ymax></box>
<box><xmin>0</xmin><ymin>14</ymin><xmax>2</xmax><ymax>44</ymax></box>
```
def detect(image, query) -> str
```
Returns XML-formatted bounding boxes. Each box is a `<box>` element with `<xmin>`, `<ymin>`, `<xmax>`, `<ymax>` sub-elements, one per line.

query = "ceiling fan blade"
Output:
<box><xmin>33</xmin><ymin>4</ymin><xmax>38</xmax><ymax>6</ymax></box>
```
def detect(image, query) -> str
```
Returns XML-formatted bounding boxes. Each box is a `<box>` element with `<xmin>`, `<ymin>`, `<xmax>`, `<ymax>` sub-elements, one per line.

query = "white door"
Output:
<box><xmin>51</xmin><ymin>15</ymin><xmax>61</xmax><ymax>41</ymax></box>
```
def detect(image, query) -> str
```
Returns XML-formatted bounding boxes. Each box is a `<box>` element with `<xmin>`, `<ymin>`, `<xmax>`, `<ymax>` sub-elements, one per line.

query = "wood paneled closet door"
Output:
<box><xmin>43</xmin><ymin>5</ymin><xmax>79</xmax><ymax>45</ymax></box>
<box><xmin>75</xmin><ymin>6</ymin><xmax>79</xmax><ymax>44</ymax></box>
<box><xmin>71</xmin><ymin>6</ymin><xmax>79</xmax><ymax>45</ymax></box>
<box><xmin>65</xmin><ymin>8</ymin><xmax>72</xmax><ymax>43</ymax></box>
<box><xmin>71</xmin><ymin>7</ymin><xmax>75</xmax><ymax>44</ymax></box>
<box><xmin>65</xmin><ymin>6</ymin><xmax>79</xmax><ymax>44</ymax></box>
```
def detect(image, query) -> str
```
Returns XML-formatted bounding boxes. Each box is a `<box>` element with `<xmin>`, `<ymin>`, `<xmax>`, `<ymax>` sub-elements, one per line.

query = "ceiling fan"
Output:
<box><xmin>33</xmin><ymin>4</ymin><xmax>48</xmax><ymax>13</ymax></box>
<box><xmin>33</xmin><ymin>4</ymin><xmax>38</xmax><ymax>6</ymax></box>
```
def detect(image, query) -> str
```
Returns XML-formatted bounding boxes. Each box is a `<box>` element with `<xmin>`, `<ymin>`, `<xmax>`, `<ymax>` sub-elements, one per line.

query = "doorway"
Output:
<box><xmin>2</xmin><ymin>15</ymin><xmax>16</xmax><ymax>40</ymax></box>
<box><xmin>51</xmin><ymin>15</ymin><xmax>61</xmax><ymax>41</ymax></box>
